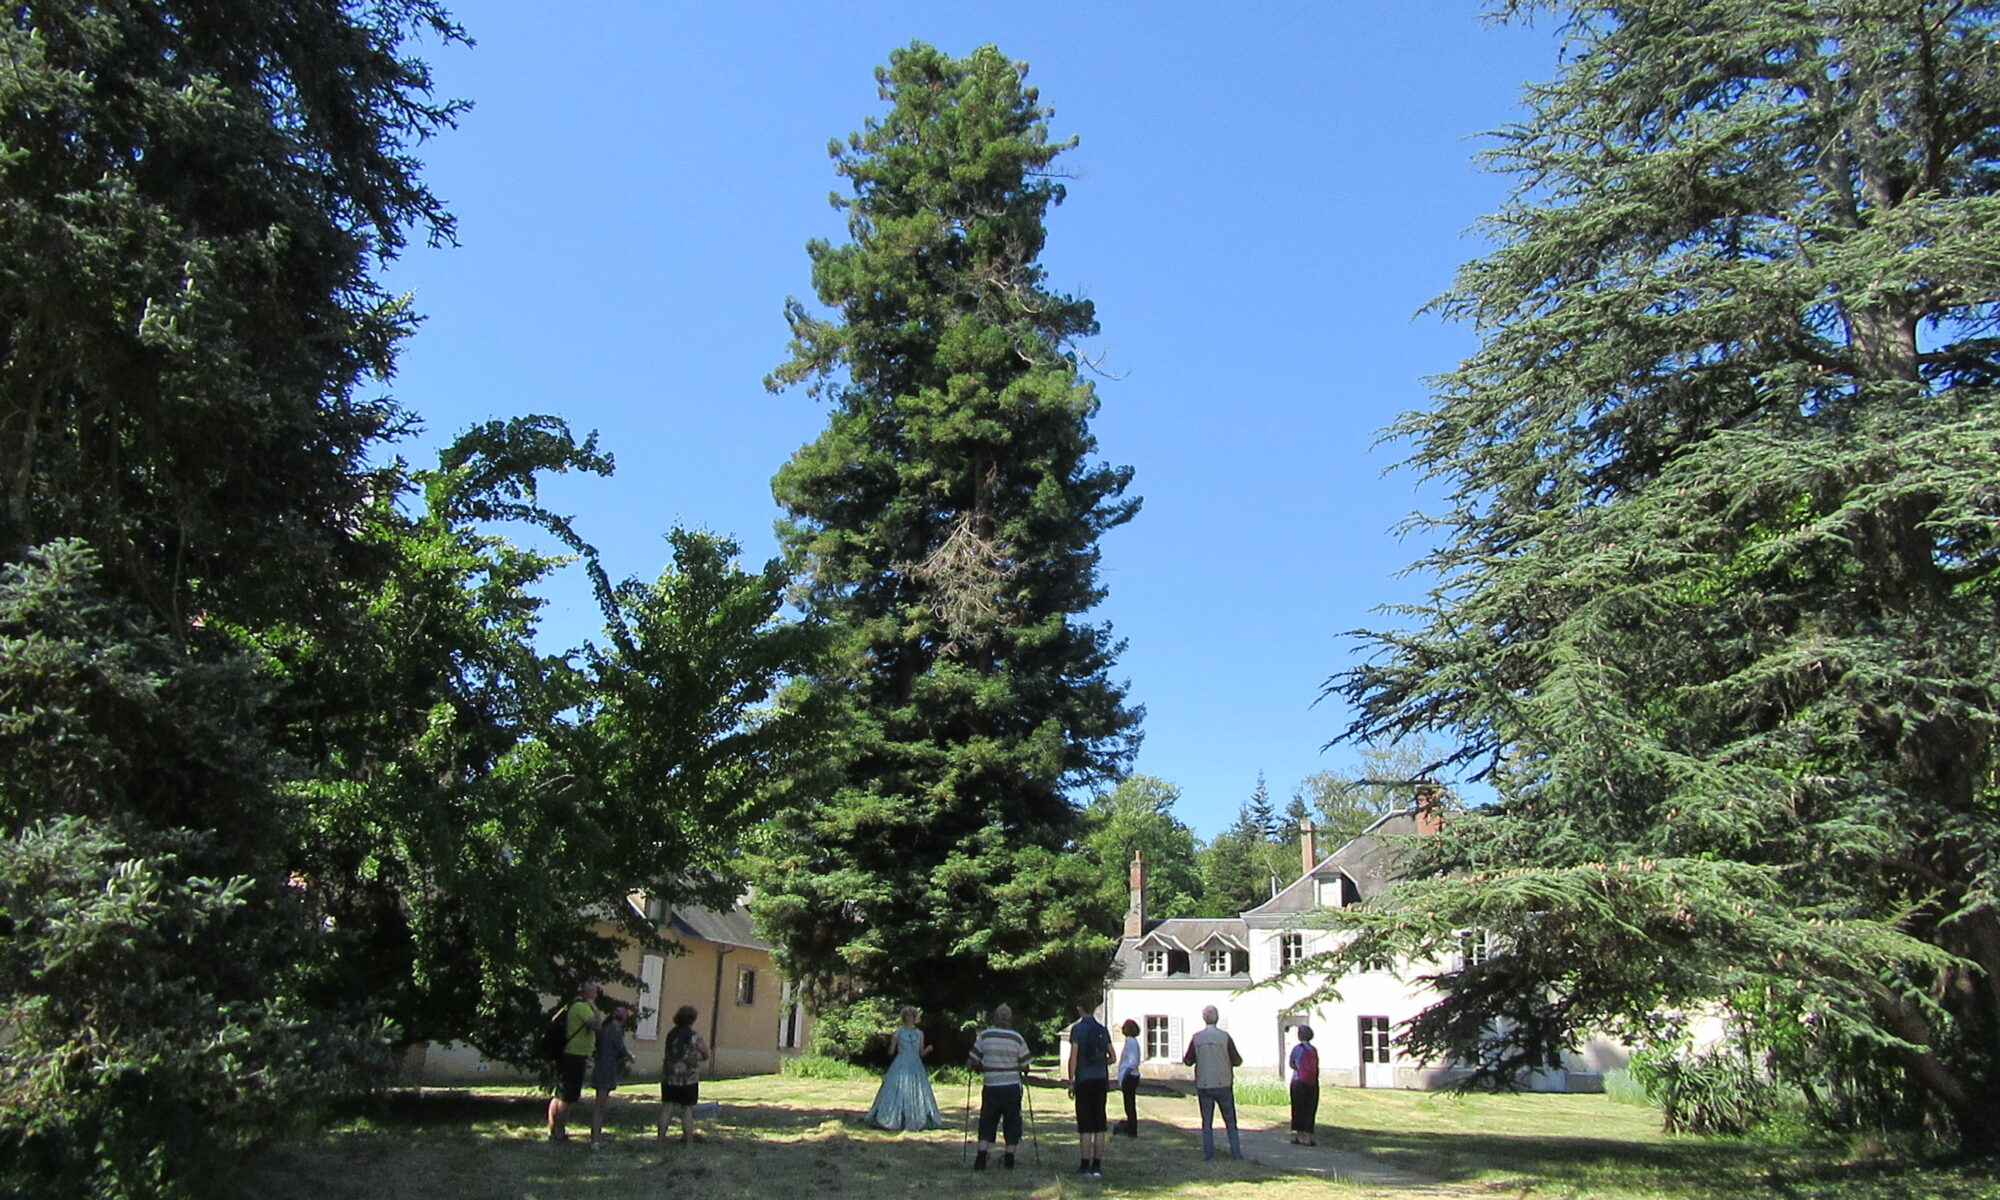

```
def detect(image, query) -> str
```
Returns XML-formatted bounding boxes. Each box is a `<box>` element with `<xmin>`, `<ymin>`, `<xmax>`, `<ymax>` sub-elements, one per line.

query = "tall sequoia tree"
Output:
<box><xmin>1324</xmin><ymin>2</ymin><xmax>2000</xmax><ymax>1151</ymax></box>
<box><xmin>752</xmin><ymin>42</ymin><xmax>1139</xmax><ymax>1048</ymax></box>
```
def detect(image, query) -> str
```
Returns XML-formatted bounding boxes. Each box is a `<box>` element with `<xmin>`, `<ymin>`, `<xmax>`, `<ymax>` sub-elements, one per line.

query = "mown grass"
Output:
<box><xmin>234</xmin><ymin>1074</ymin><xmax>1999</xmax><ymax>1200</ymax></box>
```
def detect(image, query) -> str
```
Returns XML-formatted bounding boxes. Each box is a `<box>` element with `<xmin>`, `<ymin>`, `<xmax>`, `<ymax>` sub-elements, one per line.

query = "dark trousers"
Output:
<box><xmin>1120</xmin><ymin>1075</ymin><xmax>1138</xmax><ymax>1132</ymax></box>
<box><xmin>1290</xmin><ymin>1080</ymin><xmax>1320</xmax><ymax>1134</ymax></box>
<box><xmin>976</xmin><ymin>1083</ymin><xmax>1023</xmax><ymax>1145</ymax></box>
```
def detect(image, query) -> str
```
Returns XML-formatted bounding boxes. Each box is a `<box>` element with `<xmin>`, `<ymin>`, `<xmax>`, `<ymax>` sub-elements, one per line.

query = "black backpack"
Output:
<box><xmin>538</xmin><ymin>1005</ymin><xmax>570</xmax><ymax>1060</ymax></box>
<box><xmin>1077</xmin><ymin>1018</ymin><xmax>1110</xmax><ymax>1065</ymax></box>
<box><xmin>664</xmin><ymin>1024</ymin><xmax>696</xmax><ymax>1066</ymax></box>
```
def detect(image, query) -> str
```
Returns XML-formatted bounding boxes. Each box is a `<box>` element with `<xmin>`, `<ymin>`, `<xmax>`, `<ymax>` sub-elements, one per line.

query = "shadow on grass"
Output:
<box><xmin>237</xmin><ymin>1084</ymin><xmax>2000</xmax><ymax>1200</ymax></box>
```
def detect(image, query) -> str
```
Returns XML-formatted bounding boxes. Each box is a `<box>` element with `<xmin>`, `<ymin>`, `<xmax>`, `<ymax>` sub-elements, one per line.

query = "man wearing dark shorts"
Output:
<box><xmin>967</xmin><ymin>1005</ymin><xmax>1031</xmax><ymax>1170</ymax></box>
<box><xmin>1065</xmin><ymin>1000</ymin><xmax>1113</xmax><ymax>1178</ymax></box>
<box><xmin>547</xmin><ymin>982</ymin><xmax>601</xmax><ymax>1143</ymax></box>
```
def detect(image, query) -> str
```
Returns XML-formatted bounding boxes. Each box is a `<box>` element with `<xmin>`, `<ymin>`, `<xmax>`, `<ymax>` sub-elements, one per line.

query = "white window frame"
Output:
<box><xmin>1360</xmin><ymin>1015</ymin><xmax>1393</xmax><ymax>1064</ymax></box>
<box><xmin>1142</xmin><ymin>948</ymin><xmax>1168</xmax><ymax>976</ymax></box>
<box><xmin>1458</xmin><ymin>928</ymin><xmax>1491</xmax><ymax>970</ymax></box>
<box><xmin>1280</xmin><ymin>932</ymin><xmax>1306</xmax><ymax>969</ymax></box>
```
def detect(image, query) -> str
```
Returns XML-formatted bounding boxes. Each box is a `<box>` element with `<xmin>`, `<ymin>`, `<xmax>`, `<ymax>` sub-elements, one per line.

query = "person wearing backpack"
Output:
<box><xmin>1288</xmin><ymin>1024</ymin><xmax>1320</xmax><ymax>1146</ymax></box>
<box><xmin>1064</xmin><ymin>999</ymin><xmax>1114</xmax><ymax>1178</ymax></box>
<box><xmin>657</xmin><ymin>1005</ymin><xmax>709</xmax><ymax>1146</ymax></box>
<box><xmin>546</xmin><ymin>982</ymin><xmax>602</xmax><ymax>1143</ymax></box>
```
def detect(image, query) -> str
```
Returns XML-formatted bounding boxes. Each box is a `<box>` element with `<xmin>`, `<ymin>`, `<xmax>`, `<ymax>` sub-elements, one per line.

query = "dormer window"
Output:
<box><xmin>1143</xmin><ymin>948</ymin><xmax>1168</xmax><ymax>976</ymax></box>
<box><xmin>1205</xmin><ymin>947</ymin><xmax>1230</xmax><ymax>974</ymax></box>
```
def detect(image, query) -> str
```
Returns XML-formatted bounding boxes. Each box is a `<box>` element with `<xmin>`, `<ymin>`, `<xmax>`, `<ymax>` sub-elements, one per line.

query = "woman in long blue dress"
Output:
<box><xmin>865</xmin><ymin>1006</ymin><xmax>944</xmax><ymax>1131</ymax></box>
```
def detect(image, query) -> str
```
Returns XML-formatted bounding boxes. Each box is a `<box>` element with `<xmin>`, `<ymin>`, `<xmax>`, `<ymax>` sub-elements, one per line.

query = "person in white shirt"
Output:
<box><xmin>1114</xmin><ymin>1018</ymin><xmax>1142</xmax><ymax>1138</ymax></box>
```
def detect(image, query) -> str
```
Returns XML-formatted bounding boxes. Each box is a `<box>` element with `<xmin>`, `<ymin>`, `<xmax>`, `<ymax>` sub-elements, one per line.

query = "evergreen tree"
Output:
<box><xmin>751</xmin><ymin>42</ymin><xmax>1139</xmax><ymax>1048</ymax></box>
<box><xmin>1329</xmin><ymin>1</ymin><xmax>2000</xmax><ymax>1151</ymax></box>
<box><xmin>1246</xmin><ymin>771</ymin><xmax>1278</xmax><ymax>840</ymax></box>
<box><xmin>0</xmin><ymin>3</ymin><xmax>464</xmax><ymax>1190</ymax></box>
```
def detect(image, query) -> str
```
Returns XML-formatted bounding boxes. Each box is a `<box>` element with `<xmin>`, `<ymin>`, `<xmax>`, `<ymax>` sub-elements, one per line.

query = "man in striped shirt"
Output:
<box><xmin>966</xmin><ymin>1005</ymin><xmax>1032</xmax><ymax>1170</ymax></box>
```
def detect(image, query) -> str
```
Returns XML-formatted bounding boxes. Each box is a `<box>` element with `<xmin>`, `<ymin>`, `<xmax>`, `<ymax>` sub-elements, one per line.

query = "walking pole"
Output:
<box><xmin>960</xmin><ymin>1072</ymin><xmax>974</xmax><ymax>1161</ymax></box>
<box><xmin>1020</xmin><ymin>1069</ymin><xmax>1041</xmax><ymax>1165</ymax></box>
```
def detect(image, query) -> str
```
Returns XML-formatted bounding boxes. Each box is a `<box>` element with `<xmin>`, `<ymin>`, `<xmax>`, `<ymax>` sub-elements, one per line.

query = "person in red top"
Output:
<box><xmin>1287</xmin><ymin>1024</ymin><xmax>1320</xmax><ymax>1146</ymax></box>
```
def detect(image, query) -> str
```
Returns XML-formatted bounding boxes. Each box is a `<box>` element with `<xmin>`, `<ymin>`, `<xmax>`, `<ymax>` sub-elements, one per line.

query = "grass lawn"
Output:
<box><xmin>236</xmin><ymin>1073</ymin><xmax>1999</xmax><ymax>1200</ymax></box>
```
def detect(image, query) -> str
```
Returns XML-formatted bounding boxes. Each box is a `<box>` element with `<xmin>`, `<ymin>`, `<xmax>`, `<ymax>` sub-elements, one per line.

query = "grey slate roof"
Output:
<box><xmin>1242</xmin><ymin>807</ymin><xmax>1422</xmax><ymax>919</ymax></box>
<box><xmin>1109</xmin><ymin>805</ymin><xmax>1431</xmax><ymax>982</ymax></box>
<box><xmin>666</xmin><ymin>901</ymin><xmax>767</xmax><ymax>951</ymax></box>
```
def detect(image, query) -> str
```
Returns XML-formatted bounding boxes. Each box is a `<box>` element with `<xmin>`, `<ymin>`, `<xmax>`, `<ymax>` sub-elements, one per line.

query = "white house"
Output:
<box><xmin>1101</xmin><ymin>805</ymin><xmax>1623</xmax><ymax>1091</ymax></box>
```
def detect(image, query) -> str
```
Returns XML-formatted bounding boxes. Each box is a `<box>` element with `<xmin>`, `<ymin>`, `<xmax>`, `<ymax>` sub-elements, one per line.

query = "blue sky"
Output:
<box><xmin>380</xmin><ymin>2</ymin><xmax>1563</xmax><ymax>838</ymax></box>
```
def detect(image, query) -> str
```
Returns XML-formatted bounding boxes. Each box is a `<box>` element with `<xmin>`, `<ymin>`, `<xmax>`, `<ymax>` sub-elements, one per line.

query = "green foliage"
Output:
<box><xmin>279</xmin><ymin>426</ymin><xmax>826</xmax><ymax>1063</ymax></box>
<box><xmin>0</xmin><ymin>4</ymin><xmax>824</xmax><ymax>1191</ymax></box>
<box><xmin>1194</xmin><ymin>792</ymin><xmax>1306</xmax><ymax>917</ymax></box>
<box><xmin>1229</xmin><ymin>1074</ymin><xmax>1290</xmax><ymax>1106</ymax></box>
<box><xmin>1326</xmin><ymin>0</ymin><xmax>2000</xmax><ymax>1153</ymax></box>
<box><xmin>1602</xmin><ymin>1068</ymin><xmax>1654</xmax><ymax>1109</ymax></box>
<box><xmin>780</xmin><ymin>1054</ymin><xmax>876</xmax><ymax>1081</ymax></box>
<box><xmin>0</xmin><ymin>543</ymin><xmax>335</xmax><ymax>1197</ymax></box>
<box><xmin>753</xmin><ymin>42</ymin><xmax>1139</xmax><ymax>1042</ymax></box>
<box><xmin>0</xmin><ymin>0</ymin><xmax>463</xmax><ymax>633</ymax></box>
<box><xmin>1082</xmin><ymin>775</ymin><xmax>1205</xmax><ymax>920</ymax></box>
<box><xmin>1295</xmin><ymin>740</ymin><xmax>1440</xmax><ymax>845</ymax></box>
<box><xmin>1631</xmin><ymin>1042</ymin><xmax>1775</xmax><ymax>1138</ymax></box>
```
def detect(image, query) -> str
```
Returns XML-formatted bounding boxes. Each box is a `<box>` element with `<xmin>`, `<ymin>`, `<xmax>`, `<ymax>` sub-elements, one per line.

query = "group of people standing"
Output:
<box><xmin>545</xmin><ymin>984</ymin><xmax>1322</xmax><ymax>1168</ymax></box>
<box><xmin>861</xmin><ymin>998</ymin><xmax>1323</xmax><ymax>1177</ymax></box>
<box><xmin>545</xmin><ymin>982</ymin><xmax>711</xmax><ymax>1150</ymax></box>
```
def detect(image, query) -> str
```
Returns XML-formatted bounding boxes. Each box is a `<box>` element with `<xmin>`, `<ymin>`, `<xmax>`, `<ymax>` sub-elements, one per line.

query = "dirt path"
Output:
<box><xmin>1093</xmin><ymin>1089</ymin><xmax>1447</xmax><ymax>1190</ymax></box>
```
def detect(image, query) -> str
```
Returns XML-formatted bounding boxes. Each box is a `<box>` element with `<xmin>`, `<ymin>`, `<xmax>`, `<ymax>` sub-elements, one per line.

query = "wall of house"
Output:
<box><xmin>413</xmin><ymin>922</ymin><xmax>811</xmax><ymax>1086</ymax></box>
<box><xmin>1104</xmin><ymin>925</ymin><xmax>1616</xmax><ymax>1092</ymax></box>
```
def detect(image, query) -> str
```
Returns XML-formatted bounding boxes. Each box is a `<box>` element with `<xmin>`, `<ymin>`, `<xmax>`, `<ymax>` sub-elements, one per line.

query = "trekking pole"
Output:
<box><xmin>1020</xmin><ymin>1069</ymin><xmax>1040</xmax><ymax>1165</ymax></box>
<box><xmin>960</xmin><ymin>1072</ymin><xmax>974</xmax><ymax>1161</ymax></box>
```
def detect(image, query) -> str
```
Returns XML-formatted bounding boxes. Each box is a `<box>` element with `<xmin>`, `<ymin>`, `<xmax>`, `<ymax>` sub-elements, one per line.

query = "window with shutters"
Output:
<box><xmin>1281</xmin><ymin>932</ymin><xmax>1305</xmax><ymax>968</ymax></box>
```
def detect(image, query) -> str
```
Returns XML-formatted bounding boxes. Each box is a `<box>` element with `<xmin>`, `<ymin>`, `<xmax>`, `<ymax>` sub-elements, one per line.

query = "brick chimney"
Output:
<box><xmin>1123</xmin><ymin>849</ymin><xmax>1147</xmax><ymax>938</ymax></box>
<box><xmin>1300</xmin><ymin>818</ymin><xmax>1318</xmax><ymax>877</ymax></box>
<box><xmin>1414</xmin><ymin>784</ymin><xmax>1444</xmax><ymax>835</ymax></box>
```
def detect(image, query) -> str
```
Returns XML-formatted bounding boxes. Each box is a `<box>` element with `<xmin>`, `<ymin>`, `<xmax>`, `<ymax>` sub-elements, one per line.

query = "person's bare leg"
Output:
<box><xmin>591</xmin><ymin>1089</ymin><xmax>608</xmax><ymax>1145</ymax></box>
<box><xmin>548</xmin><ymin>1096</ymin><xmax>568</xmax><ymax>1140</ymax></box>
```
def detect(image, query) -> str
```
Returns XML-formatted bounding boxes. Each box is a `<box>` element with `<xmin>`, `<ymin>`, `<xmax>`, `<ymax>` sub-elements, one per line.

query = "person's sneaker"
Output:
<box><xmin>972</xmin><ymin>1150</ymin><xmax>988</xmax><ymax>1171</ymax></box>
<box><xmin>548</xmin><ymin>1131</ymin><xmax>569</xmax><ymax>1143</ymax></box>
<box><xmin>1089</xmin><ymin>1159</ymin><xmax>1103</xmax><ymax>1178</ymax></box>
<box><xmin>1075</xmin><ymin>1160</ymin><xmax>1091</xmax><ymax>1176</ymax></box>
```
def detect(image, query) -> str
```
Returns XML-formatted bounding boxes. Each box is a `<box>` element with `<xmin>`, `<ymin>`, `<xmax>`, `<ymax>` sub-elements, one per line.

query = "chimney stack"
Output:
<box><xmin>1414</xmin><ymin>784</ymin><xmax>1444</xmax><ymax>835</ymax></box>
<box><xmin>1300</xmin><ymin>818</ymin><xmax>1318</xmax><ymax>877</ymax></box>
<box><xmin>1123</xmin><ymin>850</ymin><xmax>1147</xmax><ymax>938</ymax></box>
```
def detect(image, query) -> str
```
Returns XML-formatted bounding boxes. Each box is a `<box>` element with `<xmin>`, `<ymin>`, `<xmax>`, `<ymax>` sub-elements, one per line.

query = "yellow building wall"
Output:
<box><xmin>414</xmin><ymin>917</ymin><xmax>810</xmax><ymax>1086</ymax></box>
